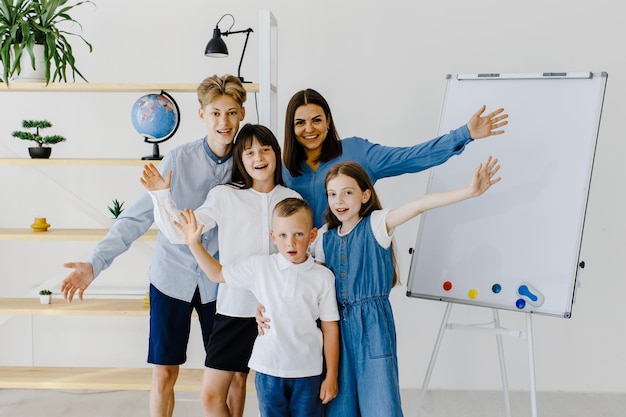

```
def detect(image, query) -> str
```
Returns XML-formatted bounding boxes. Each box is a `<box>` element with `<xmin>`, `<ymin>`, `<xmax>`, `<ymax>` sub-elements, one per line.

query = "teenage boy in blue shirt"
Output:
<box><xmin>60</xmin><ymin>74</ymin><xmax>249</xmax><ymax>417</ymax></box>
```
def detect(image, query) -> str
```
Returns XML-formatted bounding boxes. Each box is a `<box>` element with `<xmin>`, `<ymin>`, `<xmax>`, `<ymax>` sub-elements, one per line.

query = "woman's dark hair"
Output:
<box><xmin>324</xmin><ymin>162</ymin><xmax>399</xmax><ymax>287</ymax></box>
<box><xmin>231</xmin><ymin>124</ymin><xmax>284</xmax><ymax>189</ymax></box>
<box><xmin>283</xmin><ymin>89</ymin><xmax>342</xmax><ymax>177</ymax></box>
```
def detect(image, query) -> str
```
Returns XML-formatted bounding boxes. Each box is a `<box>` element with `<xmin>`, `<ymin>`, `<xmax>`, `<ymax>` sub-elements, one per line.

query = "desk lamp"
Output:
<box><xmin>205</xmin><ymin>14</ymin><xmax>254</xmax><ymax>83</ymax></box>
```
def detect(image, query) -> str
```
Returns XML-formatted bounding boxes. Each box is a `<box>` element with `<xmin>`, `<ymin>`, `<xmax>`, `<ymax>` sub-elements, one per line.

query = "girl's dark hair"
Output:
<box><xmin>324</xmin><ymin>162</ymin><xmax>399</xmax><ymax>287</ymax></box>
<box><xmin>231</xmin><ymin>124</ymin><xmax>284</xmax><ymax>189</ymax></box>
<box><xmin>283</xmin><ymin>89</ymin><xmax>342</xmax><ymax>177</ymax></box>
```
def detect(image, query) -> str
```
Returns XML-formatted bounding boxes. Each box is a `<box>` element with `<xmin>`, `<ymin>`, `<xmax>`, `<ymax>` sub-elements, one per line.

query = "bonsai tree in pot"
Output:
<box><xmin>11</xmin><ymin>119</ymin><xmax>66</xmax><ymax>158</ymax></box>
<box><xmin>0</xmin><ymin>0</ymin><xmax>94</xmax><ymax>85</ymax></box>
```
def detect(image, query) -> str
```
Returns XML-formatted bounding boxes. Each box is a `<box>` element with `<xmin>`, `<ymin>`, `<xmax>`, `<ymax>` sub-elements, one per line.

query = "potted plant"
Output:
<box><xmin>107</xmin><ymin>199</ymin><xmax>125</xmax><ymax>219</ymax></box>
<box><xmin>0</xmin><ymin>0</ymin><xmax>31</xmax><ymax>83</ymax></box>
<box><xmin>11</xmin><ymin>119</ymin><xmax>66</xmax><ymax>158</ymax></box>
<box><xmin>38</xmin><ymin>289</ymin><xmax>52</xmax><ymax>304</ymax></box>
<box><xmin>0</xmin><ymin>0</ymin><xmax>94</xmax><ymax>85</ymax></box>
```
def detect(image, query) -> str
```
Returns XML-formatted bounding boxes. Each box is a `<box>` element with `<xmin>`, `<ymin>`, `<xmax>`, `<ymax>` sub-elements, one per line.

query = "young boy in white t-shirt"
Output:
<box><xmin>174</xmin><ymin>198</ymin><xmax>339</xmax><ymax>417</ymax></box>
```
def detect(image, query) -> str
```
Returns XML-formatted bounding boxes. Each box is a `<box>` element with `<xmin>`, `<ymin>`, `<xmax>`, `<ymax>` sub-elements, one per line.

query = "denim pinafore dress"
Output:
<box><xmin>323</xmin><ymin>215</ymin><xmax>403</xmax><ymax>417</ymax></box>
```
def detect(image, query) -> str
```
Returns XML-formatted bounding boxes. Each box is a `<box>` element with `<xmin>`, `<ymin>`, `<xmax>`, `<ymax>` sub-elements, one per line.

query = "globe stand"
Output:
<box><xmin>142</xmin><ymin>141</ymin><xmax>164</xmax><ymax>160</ymax></box>
<box><xmin>132</xmin><ymin>90</ymin><xmax>181</xmax><ymax>161</ymax></box>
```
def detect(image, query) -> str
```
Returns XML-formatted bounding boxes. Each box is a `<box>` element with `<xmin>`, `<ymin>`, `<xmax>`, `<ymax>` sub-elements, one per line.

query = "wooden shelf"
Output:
<box><xmin>0</xmin><ymin>297</ymin><xmax>149</xmax><ymax>317</ymax></box>
<box><xmin>0</xmin><ymin>82</ymin><xmax>259</xmax><ymax>93</ymax></box>
<box><xmin>0</xmin><ymin>366</ymin><xmax>256</xmax><ymax>391</ymax></box>
<box><xmin>0</xmin><ymin>228</ymin><xmax>157</xmax><ymax>241</ymax></box>
<box><xmin>0</xmin><ymin>366</ymin><xmax>202</xmax><ymax>391</ymax></box>
<box><xmin>0</xmin><ymin>158</ymin><xmax>159</xmax><ymax>166</ymax></box>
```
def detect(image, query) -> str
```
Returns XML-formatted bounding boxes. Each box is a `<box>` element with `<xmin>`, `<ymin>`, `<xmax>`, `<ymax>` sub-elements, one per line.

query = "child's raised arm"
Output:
<box><xmin>140</xmin><ymin>163</ymin><xmax>219</xmax><ymax>245</ymax></box>
<box><xmin>385</xmin><ymin>156</ymin><xmax>501</xmax><ymax>231</ymax></box>
<box><xmin>175</xmin><ymin>209</ymin><xmax>225</xmax><ymax>284</ymax></box>
<box><xmin>140</xmin><ymin>163</ymin><xmax>189</xmax><ymax>244</ymax></box>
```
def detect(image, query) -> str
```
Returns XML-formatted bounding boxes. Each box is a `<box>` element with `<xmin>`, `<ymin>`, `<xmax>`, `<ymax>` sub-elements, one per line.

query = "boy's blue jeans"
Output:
<box><xmin>255</xmin><ymin>372</ymin><xmax>323</xmax><ymax>417</ymax></box>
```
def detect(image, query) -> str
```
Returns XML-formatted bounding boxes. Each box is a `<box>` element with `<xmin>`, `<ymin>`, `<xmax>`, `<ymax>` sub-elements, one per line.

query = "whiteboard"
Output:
<box><xmin>406</xmin><ymin>72</ymin><xmax>607</xmax><ymax>318</ymax></box>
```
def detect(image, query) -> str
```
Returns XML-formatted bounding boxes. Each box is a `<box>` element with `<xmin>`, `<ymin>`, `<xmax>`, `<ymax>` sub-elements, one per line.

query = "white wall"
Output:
<box><xmin>1</xmin><ymin>0</ymin><xmax>624</xmax><ymax>393</ymax></box>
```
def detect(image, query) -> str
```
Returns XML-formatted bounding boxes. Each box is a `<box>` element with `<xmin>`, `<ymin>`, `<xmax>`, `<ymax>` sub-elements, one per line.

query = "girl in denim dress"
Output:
<box><xmin>312</xmin><ymin>158</ymin><xmax>501</xmax><ymax>417</ymax></box>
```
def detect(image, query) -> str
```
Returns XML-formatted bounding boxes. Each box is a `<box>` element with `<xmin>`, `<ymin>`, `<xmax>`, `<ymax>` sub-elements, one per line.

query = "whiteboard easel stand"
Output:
<box><xmin>413</xmin><ymin>303</ymin><xmax>537</xmax><ymax>417</ymax></box>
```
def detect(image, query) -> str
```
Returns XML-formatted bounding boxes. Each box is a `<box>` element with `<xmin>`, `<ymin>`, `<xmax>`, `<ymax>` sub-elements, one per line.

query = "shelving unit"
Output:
<box><xmin>0</xmin><ymin>124</ymin><xmax>168</xmax><ymax>390</ymax></box>
<box><xmin>0</xmin><ymin>10</ymin><xmax>276</xmax><ymax>393</ymax></box>
<box><xmin>0</xmin><ymin>75</ymin><xmax>262</xmax><ymax>247</ymax></box>
<box><xmin>0</xmin><ymin>299</ymin><xmax>258</xmax><ymax>391</ymax></box>
<box><xmin>0</xmin><ymin>298</ymin><xmax>160</xmax><ymax>390</ymax></box>
<box><xmin>0</xmin><ymin>157</ymin><xmax>162</xmax><ymax>241</ymax></box>
<box><xmin>0</xmin><ymin>298</ymin><xmax>197</xmax><ymax>391</ymax></box>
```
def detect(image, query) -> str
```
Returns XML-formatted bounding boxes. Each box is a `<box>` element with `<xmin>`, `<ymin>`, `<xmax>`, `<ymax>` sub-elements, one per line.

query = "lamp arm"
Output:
<box><xmin>237</xmin><ymin>30</ymin><xmax>251</xmax><ymax>82</ymax></box>
<box><xmin>222</xmin><ymin>28</ymin><xmax>253</xmax><ymax>36</ymax></box>
<box><xmin>222</xmin><ymin>28</ymin><xmax>253</xmax><ymax>82</ymax></box>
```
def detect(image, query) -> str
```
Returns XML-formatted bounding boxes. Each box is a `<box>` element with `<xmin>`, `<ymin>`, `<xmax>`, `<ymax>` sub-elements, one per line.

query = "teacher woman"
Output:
<box><xmin>281</xmin><ymin>88</ymin><xmax>508</xmax><ymax>227</ymax></box>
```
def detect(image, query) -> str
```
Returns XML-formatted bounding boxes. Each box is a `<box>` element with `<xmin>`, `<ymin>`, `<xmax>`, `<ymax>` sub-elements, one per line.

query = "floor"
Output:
<box><xmin>1</xmin><ymin>388</ymin><xmax>625</xmax><ymax>417</ymax></box>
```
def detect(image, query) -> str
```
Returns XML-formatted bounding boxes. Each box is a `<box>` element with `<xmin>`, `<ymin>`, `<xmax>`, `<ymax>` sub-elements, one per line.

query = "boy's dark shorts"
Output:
<box><xmin>148</xmin><ymin>284</ymin><xmax>216</xmax><ymax>365</ymax></box>
<box><xmin>205</xmin><ymin>313</ymin><xmax>257</xmax><ymax>373</ymax></box>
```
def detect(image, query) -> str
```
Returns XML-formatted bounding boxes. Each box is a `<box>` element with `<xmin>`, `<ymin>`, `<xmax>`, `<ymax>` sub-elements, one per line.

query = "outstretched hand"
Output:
<box><xmin>173</xmin><ymin>208</ymin><xmax>204</xmax><ymax>246</ymax></box>
<box><xmin>470</xmin><ymin>156</ymin><xmax>502</xmax><ymax>197</ymax></box>
<box><xmin>60</xmin><ymin>262</ymin><xmax>95</xmax><ymax>302</ymax></box>
<box><xmin>467</xmin><ymin>105</ymin><xmax>509</xmax><ymax>140</ymax></box>
<box><xmin>140</xmin><ymin>163</ymin><xmax>171</xmax><ymax>191</ymax></box>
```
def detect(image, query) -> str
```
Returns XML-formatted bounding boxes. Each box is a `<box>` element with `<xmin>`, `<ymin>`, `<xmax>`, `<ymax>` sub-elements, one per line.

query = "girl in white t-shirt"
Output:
<box><xmin>141</xmin><ymin>123</ymin><xmax>300</xmax><ymax>417</ymax></box>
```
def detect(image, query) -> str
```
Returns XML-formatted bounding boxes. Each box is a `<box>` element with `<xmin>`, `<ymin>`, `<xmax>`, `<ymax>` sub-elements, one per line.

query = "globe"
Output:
<box><xmin>131</xmin><ymin>91</ymin><xmax>180</xmax><ymax>160</ymax></box>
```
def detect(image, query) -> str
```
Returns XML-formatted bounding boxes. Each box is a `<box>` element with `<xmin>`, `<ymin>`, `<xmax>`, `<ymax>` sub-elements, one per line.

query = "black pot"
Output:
<box><xmin>28</xmin><ymin>147</ymin><xmax>52</xmax><ymax>159</ymax></box>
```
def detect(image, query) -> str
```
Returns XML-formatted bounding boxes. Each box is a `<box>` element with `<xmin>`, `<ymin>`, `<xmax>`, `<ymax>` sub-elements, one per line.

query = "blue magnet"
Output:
<box><xmin>517</xmin><ymin>282</ymin><xmax>545</xmax><ymax>307</ymax></box>
<box><xmin>515</xmin><ymin>298</ymin><xmax>526</xmax><ymax>309</ymax></box>
<box><xmin>492</xmin><ymin>283</ymin><xmax>502</xmax><ymax>294</ymax></box>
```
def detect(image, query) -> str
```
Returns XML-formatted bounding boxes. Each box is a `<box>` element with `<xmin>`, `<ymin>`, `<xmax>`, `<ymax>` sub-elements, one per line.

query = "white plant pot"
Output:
<box><xmin>12</xmin><ymin>44</ymin><xmax>46</xmax><ymax>83</ymax></box>
<box><xmin>39</xmin><ymin>294</ymin><xmax>51</xmax><ymax>305</ymax></box>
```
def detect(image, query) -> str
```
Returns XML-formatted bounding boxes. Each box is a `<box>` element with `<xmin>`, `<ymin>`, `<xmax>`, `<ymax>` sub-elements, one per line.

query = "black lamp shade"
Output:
<box><xmin>205</xmin><ymin>27</ymin><xmax>229</xmax><ymax>57</ymax></box>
